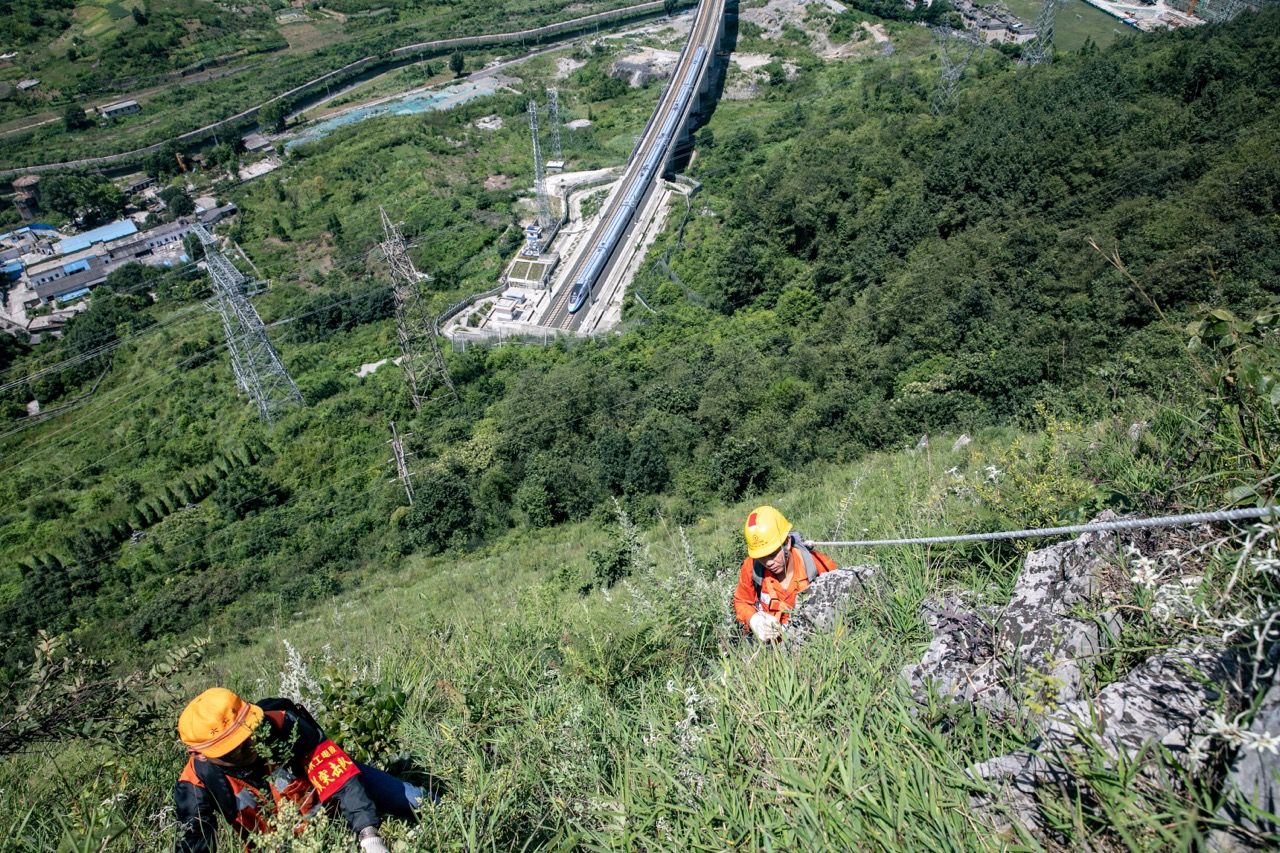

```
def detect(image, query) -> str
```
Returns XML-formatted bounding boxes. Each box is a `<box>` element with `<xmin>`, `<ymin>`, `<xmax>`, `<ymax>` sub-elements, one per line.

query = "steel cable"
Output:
<box><xmin>811</xmin><ymin>505</ymin><xmax>1280</xmax><ymax>549</ymax></box>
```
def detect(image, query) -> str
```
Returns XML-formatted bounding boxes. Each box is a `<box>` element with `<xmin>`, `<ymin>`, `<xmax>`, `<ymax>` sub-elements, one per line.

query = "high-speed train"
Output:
<box><xmin>568</xmin><ymin>45</ymin><xmax>709</xmax><ymax>314</ymax></box>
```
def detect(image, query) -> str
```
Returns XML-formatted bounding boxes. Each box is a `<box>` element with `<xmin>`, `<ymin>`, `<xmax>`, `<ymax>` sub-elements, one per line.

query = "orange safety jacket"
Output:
<box><xmin>177</xmin><ymin>748</ymin><xmax>318</xmax><ymax>837</ymax></box>
<box><xmin>174</xmin><ymin>699</ymin><xmax>377</xmax><ymax>853</ymax></box>
<box><xmin>732</xmin><ymin>536</ymin><xmax>836</xmax><ymax>632</ymax></box>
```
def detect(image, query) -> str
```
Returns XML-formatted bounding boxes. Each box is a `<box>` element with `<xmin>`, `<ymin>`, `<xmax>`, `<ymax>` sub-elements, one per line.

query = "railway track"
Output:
<box><xmin>543</xmin><ymin>0</ymin><xmax>723</xmax><ymax>330</ymax></box>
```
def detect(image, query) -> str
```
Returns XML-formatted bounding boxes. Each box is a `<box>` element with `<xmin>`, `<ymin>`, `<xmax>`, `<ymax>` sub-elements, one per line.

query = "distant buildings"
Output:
<box><xmin>97</xmin><ymin>99</ymin><xmax>140</xmax><ymax>119</ymax></box>
<box><xmin>1</xmin><ymin>200</ymin><xmax>237</xmax><ymax>309</ymax></box>
<box><xmin>954</xmin><ymin>0</ymin><xmax>1038</xmax><ymax>44</ymax></box>
<box><xmin>16</xmin><ymin>79</ymin><xmax>39</xmax><ymax>93</ymax></box>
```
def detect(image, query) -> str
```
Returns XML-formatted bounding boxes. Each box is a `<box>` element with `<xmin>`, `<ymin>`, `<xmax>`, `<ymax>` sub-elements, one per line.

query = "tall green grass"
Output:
<box><xmin>2</xmin><ymin>419</ymin><xmax>1272</xmax><ymax>850</ymax></box>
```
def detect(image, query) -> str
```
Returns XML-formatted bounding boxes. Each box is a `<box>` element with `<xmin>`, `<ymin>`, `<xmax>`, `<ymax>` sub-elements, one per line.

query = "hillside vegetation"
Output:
<box><xmin>0</xmin><ymin>7</ymin><xmax>1278</xmax><ymax>850</ymax></box>
<box><xmin>0</xmin><ymin>0</ymin><xmax>649</xmax><ymax>168</ymax></box>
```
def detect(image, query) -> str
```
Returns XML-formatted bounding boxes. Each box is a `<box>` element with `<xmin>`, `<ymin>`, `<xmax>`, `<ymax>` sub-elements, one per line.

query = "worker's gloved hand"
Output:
<box><xmin>749</xmin><ymin>611</ymin><xmax>783</xmax><ymax>643</ymax></box>
<box><xmin>358</xmin><ymin>828</ymin><xmax>391</xmax><ymax>853</ymax></box>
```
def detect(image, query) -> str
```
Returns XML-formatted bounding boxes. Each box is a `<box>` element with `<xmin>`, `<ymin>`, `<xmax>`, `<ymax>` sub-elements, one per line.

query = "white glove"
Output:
<box><xmin>749</xmin><ymin>611</ymin><xmax>783</xmax><ymax>643</ymax></box>
<box><xmin>359</xmin><ymin>834</ymin><xmax>391</xmax><ymax>853</ymax></box>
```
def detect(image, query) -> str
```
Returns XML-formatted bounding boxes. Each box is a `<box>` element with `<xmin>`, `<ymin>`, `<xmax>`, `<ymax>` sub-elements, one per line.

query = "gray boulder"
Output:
<box><xmin>786</xmin><ymin>566</ymin><xmax>878</xmax><ymax>645</ymax></box>
<box><xmin>1209</xmin><ymin>682</ymin><xmax>1280</xmax><ymax>850</ymax></box>
<box><xmin>970</xmin><ymin>646</ymin><xmax>1254</xmax><ymax>837</ymax></box>
<box><xmin>902</xmin><ymin>512</ymin><xmax>1123</xmax><ymax>714</ymax></box>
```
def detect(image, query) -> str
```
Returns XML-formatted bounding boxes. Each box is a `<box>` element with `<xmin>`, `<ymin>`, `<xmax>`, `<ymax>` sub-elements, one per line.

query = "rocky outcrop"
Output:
<box><xmin>902</xmin><ymin>513</ymin><xmax>1123</xmax><ymax>715</ymax></box>
<box><xmin>1209</xmin><ymin>682</ymin><xmax>1280</xmax><ymax>850</ymax></box>
<box><xmin>787</xmin><ymin>566</ymin><xmax>878</xmax><ymax>645</ymax></box>
<box><xmin>896</xmin><ymin>511</ymin><xmax>1277</xmax><ymax>842</ymax></box>
<box><xmin>970</xmin><ymin>646</ymin><xmax>1254</xmax><ymax>834</ymax></box>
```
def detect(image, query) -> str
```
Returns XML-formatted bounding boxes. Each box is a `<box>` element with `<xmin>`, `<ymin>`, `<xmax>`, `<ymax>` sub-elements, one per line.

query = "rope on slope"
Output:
<box><xmin>810</xmin><ymin>505</ymin><xmax>1280</xmax><ymax>549</ymax></box>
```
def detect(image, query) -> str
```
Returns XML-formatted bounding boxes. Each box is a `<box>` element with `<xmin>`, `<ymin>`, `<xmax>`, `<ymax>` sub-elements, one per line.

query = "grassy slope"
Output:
<box><xmin>3</xmin><ymin>418</ymin><xmax>1253</xmax><ymax>849</ymax></box>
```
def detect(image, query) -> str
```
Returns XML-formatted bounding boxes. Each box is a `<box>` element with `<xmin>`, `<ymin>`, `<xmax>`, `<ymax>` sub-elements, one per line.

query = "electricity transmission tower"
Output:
<box><xmin>378</xmin><ymin>207</ymin><xmax>455</xmax><ymax>411</ymax></box>
<box><xmin>546</xmin><ymin>87</ymin><xmax>563</xmax><ymax>161</ymax></box>
<box><xmin>387</xmin><ymin>421</ymin><xmax>415</xmax><ymax>505</ymax></box>
<box><xmin>930</xmin><ymin>27</ymin><xmax>981</xmax><ymax>115</ymax></box>
<box><xmin>195</xmin><ymin>224</ymin><xmax>302</xmax><ymax>423</ymax></box>
<box><xmin>1023</xmin><ymin>0</ymin><xmax>1063</xmax><ymax>66</ymax></box>
<box><xmin>527</xmin><ymin>100</ymin><xmax>552</xmax><ymax>232</ymax></box>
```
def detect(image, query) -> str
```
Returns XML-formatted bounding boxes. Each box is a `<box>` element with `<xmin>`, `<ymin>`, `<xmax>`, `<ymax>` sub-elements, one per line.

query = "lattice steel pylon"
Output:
<box><xmin>378</xmin><ymin>207</ymin><xmax>455</xmax><ymax>411</ymax></box>
<box><xmin>527</xmin><ymin>100</ymin><xmax>552</xmax><ymax>231</ymax></box>
<box><xmin>195</xmin><ymin>224</ymin><xmax>302</xmax><ymax>423</ymax></box>
<box><xmin>1023</xmin><ymin>0</ymin><xmax>1063</xmax><ymax>66</ymax></box>
<box><xmin>930</xmin><ymin>26</ymin><xmax>981</xmax><ymax>115</ymax></box>
<box><xmin>387</xmin><ymin>420</ymin><xmax>415</xmax><ymax>505</ymax></box>
<box><xmin>547</xmin><ymin>87</ymin><xmax>563</xmax><ymax>161</ymax></box>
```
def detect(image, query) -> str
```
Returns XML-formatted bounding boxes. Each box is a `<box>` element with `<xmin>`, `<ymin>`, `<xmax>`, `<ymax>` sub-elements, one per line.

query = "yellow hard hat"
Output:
<box><xmin>744</xmin><ymin>505</ymin><xmax>791</xmax><ymax>559</ymax></box>
<box><xmin>178</xmin><ymin>688</ymin><xmax>264</xmax><ymax>757</ymax></box>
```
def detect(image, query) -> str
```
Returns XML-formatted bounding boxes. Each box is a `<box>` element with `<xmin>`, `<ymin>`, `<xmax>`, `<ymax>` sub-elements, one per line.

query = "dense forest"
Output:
<box><xmin>1</xmin><ymin>9</ymin><xmax>1276</xmax><ymax>672</ymax></box>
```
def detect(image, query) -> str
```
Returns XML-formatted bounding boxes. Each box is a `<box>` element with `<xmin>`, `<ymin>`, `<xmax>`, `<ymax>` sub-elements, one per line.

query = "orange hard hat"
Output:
<box><xmin>178</xmin><ymin>688</ymin><xmax>264</xmax><ymax>758</ymax></box>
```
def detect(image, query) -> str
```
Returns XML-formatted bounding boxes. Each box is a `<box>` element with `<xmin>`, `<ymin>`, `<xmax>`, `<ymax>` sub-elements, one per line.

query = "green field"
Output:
<box><xmin>1002</xmin><ymin>0</ymin><xmax>1128</xmax><ymax>50</ymax></box>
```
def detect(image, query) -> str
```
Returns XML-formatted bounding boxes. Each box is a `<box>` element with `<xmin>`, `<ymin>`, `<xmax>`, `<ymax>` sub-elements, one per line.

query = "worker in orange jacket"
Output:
<box><xmin>732</xmin><ymin>505</ymin><xmax>837</xmax><ymax>642</ymax></box>
<box><xmin>173</xmin><ymin>687</ymin><xmax>426</xmax><ymax>853</ymax></box>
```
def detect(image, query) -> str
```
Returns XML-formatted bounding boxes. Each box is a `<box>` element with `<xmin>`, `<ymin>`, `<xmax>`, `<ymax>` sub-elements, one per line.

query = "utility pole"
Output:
<box><xmin>547</xmin><ymin>87</ymin><xmax>563</xmax><ymax>161</ymax></box>
<box><xmin>378</xmin><ymin>207</ymin><xmax>455</xmax><ymax>411</ymax></box>
<box><xmin>195</xmin><ymin>224</ymin><xmax>302</xmax><ymax>423</ymax></box>
<box><xmin>387</xmin><ymin>421</ymin><xmax>415</xmax><ymax>505</ymax></box>
<box><xmin>1023</xmin><ymin>0</ymin><xmax>1062</xmax><ymax>67</ymax></box>
<box><xmin>930</xmin><ymin>27</ymin><xmax>981</xmax><ymax>115</ymax></box>
<box><xmin>527</xmin><ymin>99</ymin><xmax>552</xmax><ymax>232</ymax></box>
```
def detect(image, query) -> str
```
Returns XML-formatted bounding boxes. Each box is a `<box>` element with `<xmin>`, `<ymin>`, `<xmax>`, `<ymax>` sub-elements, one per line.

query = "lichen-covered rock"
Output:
<box><xmin>1209</xmin><ymin>682</ymin><xmax>1280</xmax><ymax>851</ymax></box>
<box><xmin>903</xmin><ymin>595</ymin><xmax>1003</xmax><ymax>707</ymax></box>
<box><xmin>902</xmin><ymin>512</ymin><xmax>1123</xmax><ymax>713</ymax></box>
<box><xmin>786</xmin><ymin>566</ymin><xmax>878</xmax><ymax>645</ymax></box>
<box><xmin>969</xmin><ymin>647</ymin><xmax>1253</xmax><ymax>837</ymax></box>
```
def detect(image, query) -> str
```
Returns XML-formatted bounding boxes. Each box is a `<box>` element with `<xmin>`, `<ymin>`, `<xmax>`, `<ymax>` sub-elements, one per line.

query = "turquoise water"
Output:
<box><xmin>285</xmin><ymin>76</ymin><xmax>504</xmax><ymax>150</ymax></box>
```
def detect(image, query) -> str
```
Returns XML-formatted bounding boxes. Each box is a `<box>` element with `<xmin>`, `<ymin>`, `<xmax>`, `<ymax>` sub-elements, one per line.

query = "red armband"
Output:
<box><xmin>304</xmin><ymin>739</ymin><xmax>361</xmax><ymax>802</ymax></box>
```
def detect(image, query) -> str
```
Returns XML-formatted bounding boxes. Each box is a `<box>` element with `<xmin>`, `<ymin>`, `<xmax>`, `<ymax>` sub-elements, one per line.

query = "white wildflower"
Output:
<box><xmin>279</xmin><ymin>639</ymin><xmax>320</xmax><ymax>703</ymax></box>
<box><xmin>1125</xmin><ymin>543</ymin><xmax>1142</xmax><ymax>558</ymax></box>
<box><xmin>1130</xmin><ymin>556</ymin><xmax>1159</xmax><ymax>589</ymax></box>
<box><xmin>1186</xmin><ymin>737</ymin><xmax>1209</xmax><ymax>765</ymax></box>
<box><xmin>1242</xmin><ymin>730</ymin><xmax>1280</xmax><ymax>754</ymax></box>
<box><xmin>1206</xmin><ymin>711</ymin><xmax>1246</xmax><ymax>745</ymax></box>
<box><xmin>984</xmin><ymin>465</ymin><xmax>1002</xmax><ymax>483</ymax></box>
<box><xmin>1150</xmin><ymin>577</ymin><xmax>1198</xmax><ymax>622</ymax></box>
<box><xmin>1251</xmin><ymin>553</ymin><xmax>1280</xmax><ymax>576</ymax></box>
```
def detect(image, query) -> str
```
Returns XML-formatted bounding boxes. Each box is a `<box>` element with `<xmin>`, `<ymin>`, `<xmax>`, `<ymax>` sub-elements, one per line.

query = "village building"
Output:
<box><xmin>97</xmin><ymin>99</ymin><xmax>141</xmax><ymax>119</ymax></box>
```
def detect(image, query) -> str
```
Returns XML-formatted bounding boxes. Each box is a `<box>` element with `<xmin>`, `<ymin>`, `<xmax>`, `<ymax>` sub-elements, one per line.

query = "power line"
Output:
<box><xmin>0</xmin><ymin>283</ymin><xmax>396</xmax><ymax>482</ymax></box>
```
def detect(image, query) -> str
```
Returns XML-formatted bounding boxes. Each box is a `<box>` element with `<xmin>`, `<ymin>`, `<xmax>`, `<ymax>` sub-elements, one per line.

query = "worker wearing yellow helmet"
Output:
<box><xmin>732</xmin><ymin>505</ymin><xmax>837</xmax><ymax>642</ymax></box>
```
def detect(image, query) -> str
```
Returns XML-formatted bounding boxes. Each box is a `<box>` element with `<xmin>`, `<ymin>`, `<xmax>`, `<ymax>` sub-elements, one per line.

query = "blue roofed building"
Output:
<box><xmin>55</xmin><ymin>220</ymin><xmax>137</xmax><ymax>255</ymax></box>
